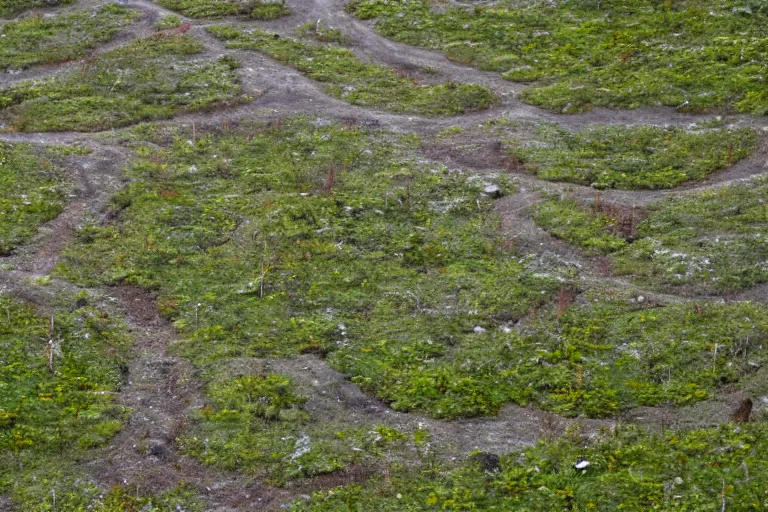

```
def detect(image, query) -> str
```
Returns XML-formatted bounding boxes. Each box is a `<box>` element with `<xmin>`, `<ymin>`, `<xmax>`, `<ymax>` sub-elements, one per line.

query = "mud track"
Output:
<box><xmin>1</xmin><ymin>0</ymin><xmax>767</xmax><ymax>509</ymax></box>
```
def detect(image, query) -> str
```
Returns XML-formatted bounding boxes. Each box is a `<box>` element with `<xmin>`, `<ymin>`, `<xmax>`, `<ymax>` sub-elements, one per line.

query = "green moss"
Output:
<box><xmin>0</xmin><ymin>5</ymin><xmax>139</xmax><ymax>70</ymax></box>
<box><xmin>348</xmin><ymin>0</ymin><xmax>768</xmax><ymax>114</ymax></box>
<box><xmin>0</xmin><ymin>35</ymin><xmax>244</xmax><ymax>132</ymax></box>
<box><xmin>0</xmin><ymin>142</ymin><xmax>67</xmax><ymax>255</ymax></box>
<box><xmin>531</xmin><ymin>197</ymin><xmax>628</xmax><ymax>253</ymax></box>
<box><xmin>156</xmin><ymin>0</ymin><xmax>289</xmax><ymax>19</ymax></box>
<box><xmin>295</xmin><ymin>422</ymin><xmax>768</xmax><ymax>511</ymax></box>
<box><xmin>613</xmin><ymin>177</ymin><xmax>768</xmax><ymax>293</ymax></box>
<box><xmin>513</xmin><ymin>123</ymin><xmax>756</xmax><ymax>189</ymax></box>
<box><xmin>209</xmin><ymin>26</ymin><xmax>497</xmax><ymax>116</ymax></box>
<box><xmin>0</xmin><ymin>0</ymin><xmax>73</xmax><ymax>18</ymax></box>
<box><xmin>180</xmin><ymin>373</ymin><xmax>416</xmax><ymax>484</ymax></box>
<box><xmin>0</xmin><ymin>295</ymin><xmax>130</xmax><ymax>498</ymax></box>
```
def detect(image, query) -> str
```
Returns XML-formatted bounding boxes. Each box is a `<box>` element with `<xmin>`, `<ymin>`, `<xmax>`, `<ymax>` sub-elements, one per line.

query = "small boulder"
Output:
<box><xmin>732</xmin><ymin>397</ymin><xmax>753</xmax><ymax>423</ymax></box>
<box><xmin>484</xmin><ymin>184</ymin><xmax>503</xmax><ymax>198</ymax></box>
<box><xmin>471</xmin><ymin>452</ymin><xmax>501</xmax><ymax>473</ymax></box>
<box><xmin>147</xmin><ymin>439</ymin><xmax>167</xmax><ymax>458</ymax></box>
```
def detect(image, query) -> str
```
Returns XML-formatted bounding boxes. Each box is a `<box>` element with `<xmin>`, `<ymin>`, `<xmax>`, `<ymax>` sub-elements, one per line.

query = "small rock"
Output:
<box><xmin>636</xmin><ymin>295</ymin><xmax>645</xmax><ymax>303</ymax></box>
<box><xmin>732</xmin><ymin>397</ymin><xmax>753</xmax><ymax>423</ymax></box>
<box><xmin>484</xmin><ymin>184</ymin><xmax>502</xmax><ymax>198</ymax></box>
<box><xmin>148</xmin><ymin>439</ymin><xmax>167</xmax><ymax>458</ymax></box>
<box><xmin>470</xmin><ymin>452</ymin><xmax>501</xmax><ymax>473</ymax></box>
<box><xmin>574</xmin><ymin>459</ymin><xmax>590</xmax><ymax>470</ymax></box>
<box><xmin>473</xmin><ymin>326</ymin><xmax>487</xmax><ymax>334</ymax></box>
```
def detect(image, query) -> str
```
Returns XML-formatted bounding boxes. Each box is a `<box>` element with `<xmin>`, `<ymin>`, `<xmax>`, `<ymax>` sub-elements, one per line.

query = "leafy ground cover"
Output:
<box><xmin>613</xmin><ymin>176</ymin><xmax>768</xmax><ymax>294</ymax></box>
<box><xmin>295</xmin><ymin>421</ymin><xmax>768</xmax><ymax>511</ymax></box>
<box><xmin>0</xmin><ymin>294</ymin><xmax>131</xmax><ymax>506</ymax></box>
<box><xmin>347</xmin><ymin>0</ymin><xmax>768</xmax><ymax>114</ymax></box>
<box><xmin>337</xmin><ymin>287</ymin><xmax>768</xmax><ymax>418</ymax></box>
<box><xmin>511</xmin><ymin>123</ymin><xmax>756</xmax><ymax>189</ymax></box>
<box><xmin>0</xmin><ymin>35</ymin><xmax>244</xmax><ymax>132</ymax></box>
<box><xmin>531</xmin><ymin>197</ymin><xmax>628</xmax><ymax>254</ymax></box>
<box><xmin>13</xmin><ymin>476</ymin><xmax>203</xmax><ymax>512</ymax></box>
<box><xmin>209</xmin><ymin>26</ymin><xmax>497</xmax><ymax>116</ymax></box>
<box><xmin>0</xmin><ymin>5</ymin><xmax>139</xmax><ymax>70</ymax></box>
<box><xmin>0</xmin><ymin>0</ymin><xmax>72</xmax><ymax>18</ymax></box>
<box><xmin>157</xmin><ymin>0</ymin><xmax>290</xmax><ymax>20</ymax></box>
<box><xmin>0</xmin><ymin>142</ymin><xmax>68</xmax><ymax>255</ymax></box>
<box><xmin>180</xmin><ymin>373</ymin><xmax>423</xmax><ymax>484</ymax></box>
<box><xmin>54</xmin><ymin>118</ymin><xmax>557</xmax><ymax>421</ymax></box>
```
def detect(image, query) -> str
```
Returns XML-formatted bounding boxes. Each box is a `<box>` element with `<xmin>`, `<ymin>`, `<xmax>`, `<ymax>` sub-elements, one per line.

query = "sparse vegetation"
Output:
<box><xmin>295</xmin><ymin>422</ymin><xmax>768</xmax><ymax>511</ymax></box>
<box><xmin>155</xmin><ymin>14</ymin><xmax>183</xmax><ymax>31</ymax></box>
<box><xmin>512</xmin><ymin>123</ymin><xmax>756</xmax><ymax>189</ymax></box>
<box><xmin>209</xmin><ymin>26</ymin><xmax>497</xmax><ymax>116</ymax></box>
<box><xmin>181</xmin><ymin>373</ymin><xmax>419</xmax><ymax>483</ymax></box>
<box><xmin>156</xmin><ymin>0</ymin><xmax>290</xmax><ymax>20</ymax></box>
<box><xmin>614</xmin><ymin>176</ymin><xmax>768</xmax><ymax>293</ymax></box>
<box><xmin>0</xmin><ymin>5</ymin><xmax>139</xmax><ymax>70</ymax></box>
<box><xmin>0</xmin><ymin>142</ymin><xmax>68</xmax><ymax>255</ymax></box>
<box><xmin>0</xmin><ymin>35</ymin><xmax>244</xmax><ymax>132</ymax></box>
<box><xmin>347</xmin><ymin>0</ymin><xmax>768</xmax><ymax>114</ymax></box>
<box><xmin>296</xmin><ymin>21</ymin><xmax>349</xmax><ymax>44</ymax></box>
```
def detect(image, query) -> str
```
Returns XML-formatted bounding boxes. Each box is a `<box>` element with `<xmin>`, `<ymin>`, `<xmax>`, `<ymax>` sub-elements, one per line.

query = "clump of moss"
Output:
<box><xmin>0</xmin><ymin>35</ymin><xmax>244</xmax><ymax>132</ymax></box>
<box><xmin>0</xmin><ymin>5</ymin><xmax>139</xmax><ymax>70</ymax></box>
<box><xmin>209</xmin><ymin>26</ymin><xmax>497</xmax><ymax>116</ymax></box>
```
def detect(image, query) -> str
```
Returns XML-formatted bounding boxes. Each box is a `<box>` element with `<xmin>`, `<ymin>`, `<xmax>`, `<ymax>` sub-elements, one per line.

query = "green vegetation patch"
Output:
<box><xmin>0</xmin><ymin>5</ymin><xmax>139</xmax><ymax>70</ymax></box>
<box><xmin>295</xmin><ymin>422</ymin><xmax>768</xmax><ymax>511</ymax></box>
<box><xmin>338</xmin><ymin>292</ymin><xmax>768</xmax><ymax>419</ymax></box>
<box><xmin>209</xmin><ymin>26</ymin><xmax>497</xmax><ymax>116</ymax></box>
<box><xmin>11</xmin><ymin>477</ymin><xmax>203</xmax><ymax>512</ymax></box>
<box><xmin>296</xmin><ymin>21</ymin><xmax>349</xmax><ymax>44</ymax></box>
<box><xmin>512</xmin><ymin>123</ymin><xmax>756</xmax><ymax>189</ymax></box>
<box><xmin>157</xmin><ymin>0</ymin><xmax>290</xmax><ymax>20</ymax></box>
<box><xmin>517</xmin><ymin>297</ymin><xmax>768</xmax><ymax>417</ymax></box>
<box><xmin>347</xmin><ymin>0</ymin><xmax>768</xmax><ymax>114</ymax></box>
<box><xmin>55</xmin><ymin>118</ymin><xmax>557</xmax><ymax>420</ymax></box>
<box><xmin>181</xmin><ymin>373</ymin><xmax>421</xmax><ymax>484</ymax></box>
<box><xmin>0</xmin><ymin>142</ymin><xmax>68</xmax><ymax>255</ymax></box>
<box><xmin>0</xmin><ymin>35</ymin><xmax>244</xmax><ymax>132</ymax></box>
<box><xmin>0</xmin><ymin>295</ymin><xmax>130</xmax><ymax>497</ymax></box>
<box><xmin>0</xmin><ymin>0</ymin><xmax>73</xmax><ymax>18</ymax></box>
<box><xmin>531</xmin><ymin>197</ymin><xmax>628</xmax><ymax>254</ymax></box>
<box><xmin>613</xmin><ymin>177</ymin><xmax>768</xmax><ymax>293</ymax></box>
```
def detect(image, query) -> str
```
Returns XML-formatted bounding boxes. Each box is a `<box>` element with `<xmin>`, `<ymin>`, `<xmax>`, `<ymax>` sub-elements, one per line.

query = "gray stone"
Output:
<box><xmin>484</xmin><ymin>184</ymin><xmax>502</xmax><ymax>198</ymax></box>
